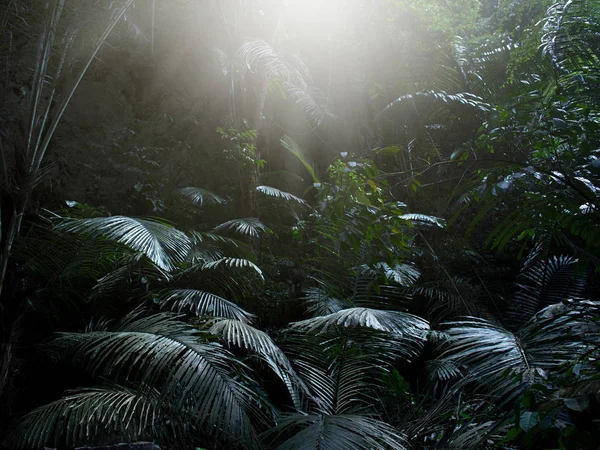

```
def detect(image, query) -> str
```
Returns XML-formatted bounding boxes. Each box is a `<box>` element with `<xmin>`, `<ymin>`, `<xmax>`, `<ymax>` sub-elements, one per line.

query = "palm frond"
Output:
<box><xmin>425</xmin><ymin>359</ymin><xmax>462</xmax><ymax>382</ymax></box>
<box><xmin>509</xmin><ymin>255</ymin><xmax>586</xmax><ymax>327</ymax></box>
<box><xmin>373</xmin><ymin>262</ymin><xmax>421</xmax><ymax>286</ymax></box>
<box><xmin>256</xmin><ymin>185</ymin><xmax>307</xmax><ymax>205</ymax></box>
<box><xmin>266</xmin><ymin>413</ymin><xmax>407</xmax><ymax>450</ymax></box>
<box><xmin>157</xmin><ymin>289</ymin><xmax>254</xmax><ymax>322</ymax></box>
<box><xmin>56</xmin><ymin>216</ymin><xmax>191</xmax><ymax>271</ymax></box>
<box><xmin>7</xmin><ymin>385</ymin><xmax>163</xmax><ymax>450</ymax></box>
<box><xmin>284</xmin><ymin>83</ymin><xmax>336</xmax><ymax>128</ymax></box>
<box><xmin>177</xmin><ymin>187</ymin><xmax>226</xmax><ymax>206</ymax></box>
<box><xmin>214</xmin><ymin>217</ymin><xmax>268</xmax><ymax>238</ymax></box>
<box><xmin>303</xmin><ymin>288</ymin><xmax>352</xmax><ymax>316</ymax></box>
<box><xmin>90</xmin><ymin>256</ymin><xmax>170</xmax><ymax>301</ymax></box>
<box><xmin>184</xmin><ymin>262</ymin><xmax>255</xmax><ymax>301</ymax></box>
<box><xmin>188</xmin><ymin>231</ymin><xmax>257</xmax><ymax>262</ymax></box>
<box><xmin>281</xmin><ymin>135</ymin><xmax>319</xmax><ymax>183</ymax></box>
<box><xmin>440</xmin><ymin>302</ymin><xmax>597</xmax><ymax>401</ymax></box>
<box><xmin>52</xmin><ymin>313</ymin><xmax>265</xmax><ymax>445</ymax></box>
<box><xmin>202</xmin><ymin>257</ymin><xmax>264</xmax><ymax>280</ymax></box>
<box><xmin>284</xmin><ymin>325</ymin><xmax>423</xmax><ymax>414</ymax></box>
<box><xmin>541</xmin><ymin>0</ymin><xmax>600</xmax><ymax>72</ymax></box>
<box><xmin>290</xmin><ymin>307</ymin><xmax>429</xmax><ymax>339</ymax></box>
<box><xmin>398</xmin><ymin>213</ymin><xmax>446</xmax><ymax>228</ymax></box>
<box><xmin>382</xmin><ymin>91</ymin><xmax>491</xmax><ymax>115</ymax></box>
<box><xmin>238</xmin><ymin>39</ymin><xmax>294</xmax><ymax>81</ymax></box>
<box><xmin>209</xmin><ymin>319</ymin><xmax>308</xmax><ymax>409</ymax></box>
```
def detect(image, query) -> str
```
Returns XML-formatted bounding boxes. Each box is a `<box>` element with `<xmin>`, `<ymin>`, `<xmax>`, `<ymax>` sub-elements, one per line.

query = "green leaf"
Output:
<box><xmin>519</xmin><ymin>411</ymin><xmax>539</xmax><ymax>432</ymax></box>
<box><xmin>564</xmin><ymin>397</ymin><xmax>589</xmax><ymax>412</ymax></box>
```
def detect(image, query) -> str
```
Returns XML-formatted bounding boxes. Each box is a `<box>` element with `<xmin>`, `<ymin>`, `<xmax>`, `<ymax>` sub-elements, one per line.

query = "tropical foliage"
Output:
<box><xmin>0</xmin><ymin>1</ymin><xmax>598</xmax><ymax>449</ymax></box>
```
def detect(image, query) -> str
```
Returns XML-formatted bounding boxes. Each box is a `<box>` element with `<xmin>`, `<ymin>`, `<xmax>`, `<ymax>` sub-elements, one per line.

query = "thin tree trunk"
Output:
<box><xmin>0</xmin><ymin>0</ymin><xmax>134</xmax><ymax>407</ymax></box>
<box><xmin>0</xmin><ymin>340</ymin><xmax>14</xmax><ymax>403</ymax></box>
<box><xmin>0</xmin><ymin>202</ymin><xmax>25</xmax><ymax>298</ymax></box>
<box><xmin>0</xmin><ymin>318</ymin><xmax>18</xmax><ymax>405</ymax></box>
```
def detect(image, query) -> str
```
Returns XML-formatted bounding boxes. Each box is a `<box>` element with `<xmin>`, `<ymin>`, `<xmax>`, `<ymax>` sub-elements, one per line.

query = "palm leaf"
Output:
<box><xmin>259</xmin><ymin>170</ymin><xmax>305</xmax><ymax>192</ymax></box>
<box><xmin>281</xmin><ymin>135</ymin><xmax>319</xmax><ymax>183</ymax></box>
<box><xmin>266</xmin><ymin>413</ymin><xmax>407</xmax><ymax>450</ymax></box>
<box><xmin>303</xmin><ymin>288</ymin><xmax>352</xmax><ymax>316</ymax></box>
<box><xmin>7</xmin><ymin>385</ymin><xmax>163</xmax><ymax>450</ymax></box>
<box><xmin>283</xmin><ymin>83</ymin><xmax>336</xmax><ymax>128</ymax></box>
<box><xmin>52</xmin><ymin>313</ymin><xmax>264</xmax><ymax>445</ymax></box>
<box><xmin>56</xmin><ymin>216</ymin><xmax>191</xmax><ymax>271</ymax></box>
<box><xmin>440</xmin><ymin>302</ymin><xmax>597</xmax><ymax>401</ymax></box>
<box><xmin>290</xmin><ymin>307</ymin><xmax>429</xmax><ymax>339</ymax></box>
<box><xmin>209</xmin><ymin>319</ymin><xmax>308</xmax><ymax>409</ymax></box>
<box><xmin>382</xmin><ymin>90</ymin><xmax>491</xmax><ymax>115</ymax></box>
<box><xmin>256</xmin><ymin>185</ymin><xmax>307</xmax><ymax>205</ymax></box>
<box><xmin>214</xmin><ymin>217</ymin><xmax>268</xmax><ymax>238</ymax></box>
<box><xmin>177</xmin><ymin>187</ymin><xmax>226</xmax><ymax>206</ymax></box>
<box><xmin>509</xmin><ymin>255</ymin><xmax>586</xmax><ymax>327</ymax></box>
<box><xmin>284</xmin><ymin>325</ymin><xmax>421</xmax><ymax>414</ymax></box>
<box><xmin>398</xmin><ymin>213</ymin><xmax>446</xmax><ymax>228</ymax></box>
<box><xmin>541</xmin><ymin>0</ymin><xmax>600</xmax><ymax>72</ymax></box>
<box><xmin>202</xmin><ymin>257</ymin><xmax>264</xmax><ymax>280</ymax></box>
<box><xmin>373</xmin><ymin>262</ymin><xmax>421</xmax><ymax>286</ymax></box>
<box><xmin>188</xmin><ymin>231</ymin><xmax>257</xmax><ymax>262</ymax></box>
<box><xmin>157</xmin><ymin>289</ymin><xmax>254</xmax><ymax>322</ymax></box>
<box><xmin>238</xmin><ymin>39</ymin><xmax>292</xmax><ymax>80</ymax></box>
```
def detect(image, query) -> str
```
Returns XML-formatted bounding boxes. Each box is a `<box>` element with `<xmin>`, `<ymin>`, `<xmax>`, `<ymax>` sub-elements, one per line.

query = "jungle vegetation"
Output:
<box><xmin>0</xmin><ymin>0</ymin><xmax>599</xmax><ymax>449</ymax></box>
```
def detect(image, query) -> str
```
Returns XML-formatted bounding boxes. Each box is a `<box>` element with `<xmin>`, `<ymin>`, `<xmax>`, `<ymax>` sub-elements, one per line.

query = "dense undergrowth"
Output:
<box><xmin>0</xmin><ymin>1</ymin><xmax>599</xmax><ymax>449</ymax></box>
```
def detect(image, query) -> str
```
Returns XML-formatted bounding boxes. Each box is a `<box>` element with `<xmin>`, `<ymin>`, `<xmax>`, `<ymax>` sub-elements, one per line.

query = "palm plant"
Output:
<box><xmin>5</xmin><ymin>188</ymin><xmax>310</xmax><ymax>448</ymax></box>
<box><xmin>266</xmin><ymin>311</ymin><xmax>429</xmax><ymax>450</ymax></box>
<box><xmin>8</xmin><ymin>312</ymin><xmax>268</xmax><ymax>449</ymax></box>
<box><xmin>423</xmin><ymin>254</ymin><xmax>600</xmax><ymax>447</ymax></box>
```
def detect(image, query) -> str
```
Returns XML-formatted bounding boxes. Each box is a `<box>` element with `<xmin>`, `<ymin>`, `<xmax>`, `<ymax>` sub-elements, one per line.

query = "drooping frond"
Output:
<box><xmin>256</xmin><ymin>185</ymin><xmax>307</xmax><ymax>205</ymax></box>
<box><xmin>303</xmin><ymin>287</ymin><xmax>352</xmax><ymax>316</ymax></box>
<box><xmin>398</xmin><ymin>213</ymin><xmax>446</xmax><ymax>228</ymax></box>
<box><xmin>238</xmin><ymin>40</ymin><xmax>292</xmax><ymax>80</ymax></box>
<box><xmin>283</xmin><ymin>329</ymin><xmax>412</xmax><ymax>413</ymax></box>
<box><xmin>188</xmin><ymin>231</ymin><xmax>257</xmax><ymax>262</ymax></box>
<box><xmin>202</xmin><ymin>257</ymin><xmax>264</xmax><ymax>280</ymax></box>
<box><xmin>176</xmin><ymin>187</ymin><xmax>226</xmax><ymax>206</ymax></box>
<box><xmin>508</xmin><ymin>255</ymin><xmax>586</xmax><ymax>327</ymax></box>
<box><xmin>284</xmin><ymin>82</ymin><xmax>336</xmax><ymax>128</ymax></box>
<box><xmin>214</xmin><ymin>217</ymin><xmax>268</xmax><ymax>238</ymax></box>
<box><xmin>440</xmin><ymin>302</ymin><xmax>598</xmax><ymax>402</ymax></box>
<box><xmin>14</xmin><ymin>225</ymin><xmax>117</xmax><ymax>283</ymax></box>
<box><xmin>290</xmin><ymin>307</ymin><xmax>429</xmax><ymax>339</ymax></box>
<box><xmin>157</xmin><ymin>289</ymin><xmax>254</xmax><ymax>322</ymax></box>
<box><xmin>266</xmin><ymin>413</ymin><xmax>407</xmax><ymax>450</ymax></box>
<box><xmin>52</xmin><ymin>313</ymin><xmax>264</xmax><ymax>445</ymax></box>
<box><xmin>541</xmin><ymin>0</ymin><xmax>600</xmax><ymax>72</ymax></box>
<box><xmin>425</xmin><ymin>359</ymin><xmax>462</xmax><ymax>382</ymax></box>
<box><xmin>56</xmin><ymin>216</ymin><xmax>191</xmax><ymax>271</ymax></box>
<box><xmin>7</xmin><ymin>385</ymin><xmax>163</xmax><ymax>450</ymax></box>
<box><xmin>184</xmin><ymin>262</ymin><xmax>255</xmax><ymax>301</ymax></box>
<box><xmin>382</xmin><ymin>91</ymin><xmax>491</xmax><ymax>115</ymax></box>
<box><xmin>90</xmin><ymin>256</ymin><xmax>170</xmax><ymax>301</ymax></box>
<box><xmin>281</xmin><ymin>135</ymin><xmax>319</xmax><ymax>183</ymax></box>
<box><xmin>209</xmin><ymin>319</ymin><xmax>308</xmax><ymax>409</ymax></box>
<box><xmin>373</xmin><ymin>262</ymin><xmax>421</xmax><ymax>286</ymax></box>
